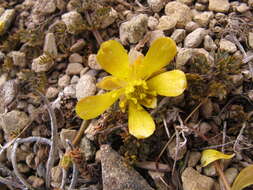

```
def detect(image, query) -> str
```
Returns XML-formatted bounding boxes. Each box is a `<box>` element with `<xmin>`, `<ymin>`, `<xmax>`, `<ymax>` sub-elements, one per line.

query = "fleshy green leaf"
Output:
<box><xmin>232</xmin><ymin>165</ymin><xmax>253</xmax><ymax>190</ymax></box>
<box><xmin>201</xmin><ymin>149</ymin><xmax>234</xmax><ymax>167</ymax></box>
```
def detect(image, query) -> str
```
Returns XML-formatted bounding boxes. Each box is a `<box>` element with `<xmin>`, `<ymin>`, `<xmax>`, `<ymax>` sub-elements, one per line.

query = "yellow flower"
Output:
<box><xmin>75</xmin><ymin>37</ymin><xmax>187</xmax><ymax>139</ymax></box>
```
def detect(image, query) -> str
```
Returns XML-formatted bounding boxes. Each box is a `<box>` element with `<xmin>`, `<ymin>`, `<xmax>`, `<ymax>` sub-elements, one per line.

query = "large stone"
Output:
<box><xmin>0</xmin><ymin>110</ymin><xmax>30</xmax><ymax>139</ymax></box>
<box><xmin>100</xmin><ymin>145</ymin><xmax>154</xmax><ymax>190</ymax></box>
<box><xmin>193</xmin><ymin>11</ymin><xmax>214</xmax><ymax>27</ymax></box>
<box><xmin>0</xmin><ymin>9</ymin><xmax>15</xmax><ymax>35</ymax></box>
<box><xmin>65</xmin><ymin>63</ymin><xmax>84</xmax><ymax>75</ymax></box>
<box><xmin>33</xmin><ymin>0</ymin><xmax>56</xmax><ymax>15</ymax></box>
<box><xmin>219</xmin><ymin>39</ymin><xmax>237</xmax><ymax>53</ymax></box>
<box><xmin>156</xmin><ymin>16</ymin><xmax>177</xmax><ymax>31</ymax></box>
<box><xmin>99</xmin><ymin>8</ymin><xmax>118</xmax><ymax>29</ymax></box>
<box><xmin>62</xmin><ymin>11</ymin><xmax>86</xmax><ymax>34</ymax></box>
<box><xmin>208</xmin><ymin>0</ymin><xmax>230</xmax><ymax>13</ymax></box>
<box><xmin>171</xmin><ymin>29</ymin><xmax>186</xmax><ymax>43</ymax></box>
<box><xmin>184</xmin><ymin>28</ymin><xmax>207</xmax><ymax>48</ymax></box>
<box><xmin>182</xmin><ymin>167</ymin><xmax>215</xmax><ymax>190</ymax></box>
<box><xmin>204</xmin><ymin>35</ymin><xmax>217</xmax><ymax>51</ymax></box>
<box><xmin>75</xmin><ymin>74</ymin><xmax>96</xmax><ymax>100</ymax></box>
<box><xmin>43</xmin><ymin>33</ymin><xmax>58</xmax><ymax>56</ymax></box>
<box><xmin>147</xmin><ymin>0</ymin><xmax>165</xmax><ymax>12</ymax></box>
<box><xmin>165</xmin><ymin>2</ymin><xmax>192</xmax><ymax>27</ymax></box>
<box><xmin>120</xmin><ymin>14</ymin><xmax>148</xmax><ymax>44</ymax></box>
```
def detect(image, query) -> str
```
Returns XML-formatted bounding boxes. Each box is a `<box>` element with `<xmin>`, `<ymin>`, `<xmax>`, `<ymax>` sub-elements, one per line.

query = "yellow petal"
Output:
<box><xmin>141</xmin><ymin>37</ymin><xmax>177</xmax><ymax>79</ymax></box>
<box><xmin>147</xmin><ymin>70</ymin><xmax>187</xmax><ymax>97</ymax></box>
<box><xmin>232</xmin><ymin>164</ymin><xmax>253</xmax><ymax>190</ymax></box>
<box><xmin>128</xmin><ymin>102</ymin><xmax>155</xmax><ymax>139</ymax></box>
<box><xmin>97</xmin><ymin>40</ymin><xmax>130</xmax><ymax>80</ymax></box>
<box><xmin>75</xmin><ymin>90</ymin><xmax>122</xmax><ymax>120</ymax></box>
<box><xmin>139</xmin><ymin>96</ymin><xmax>157</xmax><ymax>109</ymax></box>
<box><xmin>201</xmin><ymin>149</ymin><xmax>235</xmax><ymax>167</ymax></box>
<box><xmin>96</xmin><ymin>76</ymin><xmax>124</xmax><ymax>90</ymax></box>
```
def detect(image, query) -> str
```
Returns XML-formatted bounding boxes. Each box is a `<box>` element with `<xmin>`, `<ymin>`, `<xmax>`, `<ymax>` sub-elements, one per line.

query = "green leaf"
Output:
<box><xmin>232</xmin><ymin>165</ymin><xmax>253</xmax><ymax>190</ymax></box>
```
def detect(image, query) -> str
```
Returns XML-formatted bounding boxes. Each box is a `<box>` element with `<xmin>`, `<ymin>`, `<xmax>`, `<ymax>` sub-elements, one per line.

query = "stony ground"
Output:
<box><xmin>0</xmin><ymin>0</ymin><xmax>253</xmax><ymax>189</ymax></box>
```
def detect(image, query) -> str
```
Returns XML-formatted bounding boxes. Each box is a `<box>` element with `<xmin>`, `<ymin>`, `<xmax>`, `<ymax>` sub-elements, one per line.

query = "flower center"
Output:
<box><xmin>124</xmin><ymin>79</ymin><xmax>156</xmax><ymax>105</ymax></box>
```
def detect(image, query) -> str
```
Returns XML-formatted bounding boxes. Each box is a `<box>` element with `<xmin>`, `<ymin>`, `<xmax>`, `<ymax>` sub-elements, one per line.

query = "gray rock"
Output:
<box><xmin>66</xmin><ymin>63</ymin><xmax>84</xmax><ymax>75</ymax></box>
<box><xmin>88</xmin><ymin>54</ymin><xmax>102</xmax><ymax>70</ymax></box>
<box><xmin>203</xmin><ymin>164</ymin><xmax>217</xmax><ymax>177</ymax></box>
<box><xmin>147</xmin><ymin>16</ymin><xmax>158</xmax><ymax>30</ymax></box>
<box><xmin>62</xmin><ymin>11</ymin><xmax>86</xmax><ymax>34</ymax></box>
<box><xmin>248</xmin><ymin>32</ymin><xmax>253</xmax><ymax>49</ymax></box>
<box><xmin>58</xmin><ymin>74</ymin><xmax>70</xmax><ymax>88</ymax></box>
<box><xmin>70</xmin><ymin>75</ymin><xmax>80</xmax><ymax>84</ymax></box>
<box><xmin>204</xmin><ymin>35</ymin><xmax>217</xmax><ymax>51</ymax></box>
<box><xmin>0</xmin><ymin>9</ymin><xmax>15</xmax><ymax>35</ymax></box>
<box><xmin>100</xmin><ymin>8</ymin><xmax>118</xmax><ymax>29</ymax></box>
<box><xmin>63</xmin><ymin>84</ymin><xmax>76</xmax><ymax>98</ymax></box>
<box><xmin>33</xmin><ymin>0</ymin><xmax>56</xmax><ymax>15</ymax></box>
<box><xmin>208</xmin><ymin>0</ymin><xmax>230</xmax><ymax>13</ymax></box>
<box><xmin>100</xmin><ymin>145</ymin><xmax>154</xmax><ymax>190</ymax></box>
<box><xmin>60</xmin><ymin>129</ymin><xmax>77</xmax><ymax>148</ymax></box>
<box><xmin>156</xmin><ymin>16</ymin><xmax>177</xmax><ymax>31</ymax></box>
<box><xmin>171</xmin><ymin>29</ymin><xmax>186</xmax><ymax>44</ymax></box>
<box><xmin>236</xmin><ymin>3</ymin><xmax>249</xmax><ymax>13</ymax></box>
<box><xmin>219</xmin><ymin>39</ymin><xmax>237</xmax><ymax>53</ymax></box>
<box><xmin>176</xmin><ymin>48</ymin><xmax>214</xmax><ymax>69</ymax></box>
<box><xmin>193</xmin><ymin>11</ymin><xmax>214</xmax><ymax>27</ymax></box>
<box><xmin>9</xmin><ymin>51</ymin><xmax>26</xmax><ymax>68</ymax></box>
<box><xmin>69</xmin><ymin>53</ymin><xmax>83</xmax><ymax>63</ymax></box>
<box><xmin>184</xmin><ymin>28</ymin><xmax>207</xmax><ymax>48</ymax></box>
<box><xmin>80</xmin><ymin>136</ymin><xmax>96</xmax><ymax>161</ymax></box>
<box><xmin>46</xmin><ymin>87</ymin><xmax>59</xmax><ymax>99</ymax></box>
<box><xmin>0</xmin><ymin>80</ymin><xmax>18</xmax><ymax>113</ymax></box>
<box><xmin>32</xmin><ymin>54</ymin><xmax>54</xmax><ymax>72</ymax></box>
<box><xmin>75</xmin><ymin>74</ymin><xmax>96</xmax><ymax>100</ymax></box>
<box><xmin>147</xmin><ymin>0</ymin><xmax>165</xmax><ymax>12</ymax></box>
<box><xmin>43</xmin><ymin>33</ymin><xmax>58</xmax><ymax>56</ymax></box>
<box><xmin>165</xmin><ymin>1</ymin><xmax>192</xmax><ymax>27</ymax></box>
<box><xmin>70</xmin><ymin>39</ymin><xmax>86</xmax><ymax>52</ymax></box>
<box><xmin>188</xmin><ymin>152</ymin><xmax>201</xmax><ymax>167</ymax></box>
<box><xmin>167</xmin><ymin>138</ymin><xmax>187</xmax><ymax>160</ymax></box>
<box><xmin>185</xmin><ymin>21</ymin><xmax>200</xmax><ymax>32</ymax></box>
<box><xmin>120</xmin><ymin>14</ymin><xmax>148</xmax><ymax>44</ymax></box>
<box><xmin>0</xmin><ymin>110</ymin><xmax>30</xmax><ymax>139</ymax></box>
<box><xmin>182</xmin><ymin>167</ymin><xmax>215</xmax><ymax>190</ymax></box>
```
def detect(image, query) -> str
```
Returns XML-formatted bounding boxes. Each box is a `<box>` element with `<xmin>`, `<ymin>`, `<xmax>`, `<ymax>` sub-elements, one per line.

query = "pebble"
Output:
<box><xmin>185</xmin><ymin>21</ymin><xmax>200</xmax><ymax>32</ymax></box>
<box><xmin>148</xmin><ymin>30</ymin><xmax>165</xmax><ymax>47</ymax></box>
<box><xmin>188</xmin><ymin>152</ymin><xmax>201</xmax><ymax>167</ymax></box>
<box><xmin>147</xmin><ymin>0</ymin><xmax>165</xmax><ymax>12</ymax></box>
<box><xmin>165</xmin><ymin>1</ymin><xmax>192</xmax><ymax>27</ymax></box>
<box><xmin>208</xmin><ymin>0</ymin><xmax>230</xmax><ymax>13</ymax></box>
<box><xmin>61</xmin><ymin>11</ymin><xmax>86</xmax><ymax>34</ymax></box>
<box><xmin>120</xmin><ymin>14</ymin><xmax>148</xmax><ymax>44</ymax></box>
<box><xmin>236</xmin><ymin>3</ymin><xmax>249</xmax><ymax>13</ymax></box>
<box><xmin>203</xmin><ymin>164</ymin><xmax>217</xmax><ymax>176</ymax></box>
<box><xmin>171</xmin><ymin>29</ymin><xmax>186</xmax><ymax>44</ymax></box>
<box><xmin>204</xmin><ymin>35</ymin><xmax>217</xmax><ymax>51</ymax></box>
<box><xmin>195</xmin><ymin>3</ymin><xmax>207</xmax><ymax>11</ymax></box>
<box><xmin>70</xmin><ymin>75</ymin><xmax>80</xmax><ymax>84</ymax></box>
<box><xmin>193</xmin><ymin>11</ymin><xmax>214</xmax><ymax>27</ymax></box>
<box><xmin>58</xmin><ymin>74</ymin><xmax>70</xmax><ymax>87</ymax></box>
<box><xmin>100</xmin><ymin>145</ymin><xmax>154</xmax><ymax>190</ymax></box>
<box><xmin>60</xmin><ymin>129</ymin><xmax>77</xmax><ymax>148</ymax></box>
<box><xmin>147</xmin><ymin>16</ymin><xmax>158</xmax><ymax>30</ymax></box>
<box><xmin>100</xmin><ymin>8</ymin><xmax>118</xmax><ymax>29</ymax></box>
<box><xmin>167</xmin><ymin>138</ymin><xmax>187</xmax><ymax>160</ymax></box>
<box><xmin>9</xmin><ymin>51</ymin><xmax>26</xmax><ymax>68</ymax></box>
<box><xmin>0</xmin><ymin>110</ymin><xmax>30</xmax><ymax>140</ymax></box>
<box><xmin>70</xmin><ymin>39</ymin><xmax>86</xmax><ymax>52</ymax></box>
<box><xmin>65</xmin><ymin>63</ymin><xmax>84</xmax><ymax>75</ymax></box>
<box><xmin>63</xmin><ymin>85</ymin><xmax>76</xmax><ymax>98</ymax></box>
<box><xmin>156</xmin><ymin>16</ymin><xmax>177</xmax><ymax>31</ymax></box>
<box><xmin>182</xmin><ymin>167</ymin><xmax>215</xmax><ymax>190</ymax></box>
<box><xmin>0</xmin><ymin>9</ymin><xmax>15</xmax><ymax>35</ymax></box>
<box><xmin>184</xmin><ymin>28</ymin><xmax>207</xmax><ymax>48</ymax></box>
<box><xmin>200</xmin><ymin>98</ymin><xmax>213</xmax><ymax>118</ymax></box>
<box><xmin>176</xmin><ymin>48</ymin><xmax>214</xmax><ymax>69</ymax></box>
<box><xmin>219</xmin><ymin>39</ymin><xmax>237</xmax><ymax>53</ymax></box>
<box><xmin>17</xmin><ymin>163</ymin><xmax>30</xmax><ymax>173</ymax></box>
<box><xmin>32</xmin><ymin>54</ymin><xmax>54</xmax><ymax>72</ymax></box>
<box><xmin>27</xmin><ymin>176</ymin><xmax>44</xmax><ymax>188</ymax></box>
<box><xmin>0</xmin><ymin>51</ymin><xmax>5</xmax><ymax>62</ymax></box>
<box><xmin>75</xmin><ymin>74</ymin><xmax>96</xmax><ymax>100</ymax></box>
<box><xmin>248</xmin><ymin>90</ymin><xmax>253</xmax><ymax>101</ymax></box>
<box><xmin>79</xmin><ymin>136</ymin><xmax>96</xmax><ymax>161</ymax></box>
<box><xmin>221</xmin><ymin>168</ymin><xmax>238</xmax><ymax>187</ymax></box>
<box><xmin>248</xmin><ymin>32</ymin><xmax>253</xmax><ymax>49</ymax></box>
<box><xmin>33</xmin><ymin>0</ymin><xmax>56</xmax><ymax>15</ymax></box>
<box><xmin>69</xmin><ymin>53</ymin><xmax>83</xmax><ymax>63</ymax></box>
<box><xmin>199</xmin><ymin>122</ymin><xmax>212</xmax><ymax>135</ymax></box>
<box><xmin>43</xmin><ymin>33</ymin><xmax>58</xmax><ymax>56</ymax></box>
<box><xmin>88</xmin><ymin>54</ymin><xmax>102</xmax><ymax>70</ymax></box>
<box><xmin>66</xmin><ymin>0</ymin><xmax>81</xmax><ymax>11</ymax></box>
<box><xmin>46</xmin><ymin>87</ymin><xmax>59</xmax><ymax>99</ymax></box>
<box><xmin>148</xmin><ymin>171</ymin><xmax>168</xmax><ymax>189</ymax></box>
<box><xmin>177</xmin><ymin>0</ymin><xmax>193</xmax><ymax>5</ymax></box>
